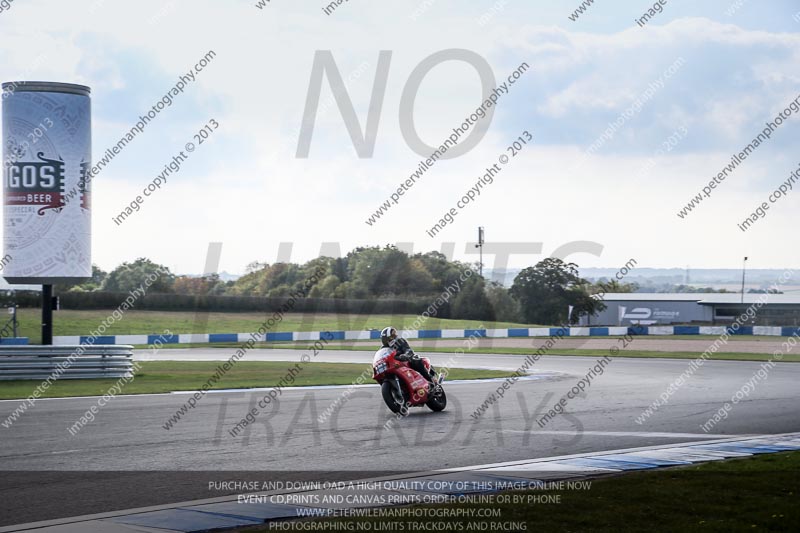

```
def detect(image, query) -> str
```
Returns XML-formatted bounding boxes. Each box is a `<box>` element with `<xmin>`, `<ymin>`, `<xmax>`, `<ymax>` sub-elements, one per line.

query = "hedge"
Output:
<box><xmin>2</xmin><ymin>290</ymin><xmax>434</xmax><ymax>315</ymax></box>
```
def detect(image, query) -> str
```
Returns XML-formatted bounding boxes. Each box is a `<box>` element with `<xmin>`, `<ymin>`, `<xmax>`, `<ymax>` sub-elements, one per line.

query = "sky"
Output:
<box><xmin>1</xmin><ymin>0</ymin><xmax>799</xmax><ymax>276</ymax></box>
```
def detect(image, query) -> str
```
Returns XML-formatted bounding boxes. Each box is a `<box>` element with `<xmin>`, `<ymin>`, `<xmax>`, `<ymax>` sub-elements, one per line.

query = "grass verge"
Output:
<box><xmin>0</xmin><ymin>361</ymin><xmax>515</xmax><ymax>400</ymax></box>
<box><xmin>11</xmin><ymin>309</ymin><xmax>536</xmax><ymax>344</ymax></box>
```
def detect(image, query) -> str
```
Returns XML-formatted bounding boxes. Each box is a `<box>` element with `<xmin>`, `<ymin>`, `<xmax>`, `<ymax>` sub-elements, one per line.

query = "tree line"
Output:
<box><xmin>60</xmin><ymin>246</ymin><xmax>640</xmax><ymax>324</ymax></box>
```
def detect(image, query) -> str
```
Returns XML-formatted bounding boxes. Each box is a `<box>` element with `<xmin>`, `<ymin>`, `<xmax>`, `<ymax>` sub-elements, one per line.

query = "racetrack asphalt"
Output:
<box><xmin>1</xmin><ymin>348</ymin><xmax>797</xmax><ymax>526</ymax></box>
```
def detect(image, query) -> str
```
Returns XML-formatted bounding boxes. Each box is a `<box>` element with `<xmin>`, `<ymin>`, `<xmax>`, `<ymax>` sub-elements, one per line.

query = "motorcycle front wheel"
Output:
<box><xmin>381</xmin><ymin>380</ymin><xmax>407</xmax><ymax>414</ymax></box>
<box><xmin>426</xmin><ymin>387</ymin><xmax>447</xmax><ymax>412</ymax></box>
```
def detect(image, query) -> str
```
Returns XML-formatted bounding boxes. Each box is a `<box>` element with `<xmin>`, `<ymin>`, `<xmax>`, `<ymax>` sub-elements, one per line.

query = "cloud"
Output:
<box><xmin>497</xmin><ymin>18</ymin><xmax>800</xmax><ymax>153</ymax></box>
<box><xmin>0</xmin><ymin>4</ymin><xmax>797</xmax><ymax>272</ymax></box>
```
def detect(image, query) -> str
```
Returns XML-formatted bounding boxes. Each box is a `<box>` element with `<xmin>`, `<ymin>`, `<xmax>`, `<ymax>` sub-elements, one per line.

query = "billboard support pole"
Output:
<box><xmin>42</xmin><ymin>284</ymin><xmax>53</xmax><ymax>345</ymax></box>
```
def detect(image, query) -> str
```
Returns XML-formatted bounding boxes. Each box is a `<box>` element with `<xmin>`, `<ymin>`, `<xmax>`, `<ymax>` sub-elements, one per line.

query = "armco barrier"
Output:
<box><xmin>0</xmin><ymin>345</ymin><xmax>134</xmax><ymax>381</ymax></box>
<box><xmin>50</xmin><ymin>326</ymin><xmax>800</xmax><ymax>346</ymax></box>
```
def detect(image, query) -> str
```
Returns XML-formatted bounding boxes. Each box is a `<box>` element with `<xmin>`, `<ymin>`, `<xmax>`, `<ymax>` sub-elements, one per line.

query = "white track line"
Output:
<box><xmin>501</xmin><ymin>430</ymin><xmax>756</xmax><ymax>439</ymax></box>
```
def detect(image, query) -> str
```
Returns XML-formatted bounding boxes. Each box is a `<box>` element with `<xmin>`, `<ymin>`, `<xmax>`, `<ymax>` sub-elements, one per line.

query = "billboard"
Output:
<box><xmin>2</xmin><ymin>81</ymin><xmax>92</xmax><ymax>284</ymax></box>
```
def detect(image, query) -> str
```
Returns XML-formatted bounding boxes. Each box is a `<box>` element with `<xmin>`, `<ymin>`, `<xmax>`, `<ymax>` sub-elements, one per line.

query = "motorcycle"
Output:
<box><xmin>372</xmin><ymin>347</ymin><xmax>447</xmax><ymax>414</ymax></box>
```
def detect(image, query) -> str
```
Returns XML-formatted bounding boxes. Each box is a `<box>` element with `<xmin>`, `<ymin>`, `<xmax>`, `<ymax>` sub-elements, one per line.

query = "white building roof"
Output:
<box><xmin>601</xmin><ymin>293</ymin><xmax>800</xmax><ymax>305</ymax></box>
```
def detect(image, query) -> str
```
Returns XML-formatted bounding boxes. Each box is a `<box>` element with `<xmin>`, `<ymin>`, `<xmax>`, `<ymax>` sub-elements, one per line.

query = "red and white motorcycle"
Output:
<box><xmin>372</xmin><ymin>347</ymin><xmax>446</xmax><ymax>414</ymax></box>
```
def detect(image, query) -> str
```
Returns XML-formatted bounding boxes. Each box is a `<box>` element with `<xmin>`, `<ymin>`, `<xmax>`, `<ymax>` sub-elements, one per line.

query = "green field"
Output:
<box><xmin>10</xmin><ymin>309</ymin><xmax>536</xmax><ymax>344</ymax></box>
<box><xmin>0</xmin><ymin>361</ymin><xmax>514</xmax><ymax>399</ymax></box>
<box><xmin>242</xmin><ymin>452</ymin><xmax>800</xmax><ymax>533</ymax></box>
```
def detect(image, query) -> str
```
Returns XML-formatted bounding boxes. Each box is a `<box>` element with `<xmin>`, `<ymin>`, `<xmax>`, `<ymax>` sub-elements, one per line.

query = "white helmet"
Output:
<box><xmin>380</xmin><ymin>326</ymin><xmax>397</xmax><ymax>347</ymax></box>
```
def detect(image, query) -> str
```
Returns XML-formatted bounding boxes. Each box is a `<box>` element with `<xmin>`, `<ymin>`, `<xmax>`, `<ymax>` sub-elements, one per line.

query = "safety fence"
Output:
<box><xmin>50</xmin><ymin>325</ymin><xmax>800</xmax><ymax>346</ymax></box>
<box><xmin>0</xmin><ymin>345</ymin><xmax>134</xmax><ymax>380</ymax></box>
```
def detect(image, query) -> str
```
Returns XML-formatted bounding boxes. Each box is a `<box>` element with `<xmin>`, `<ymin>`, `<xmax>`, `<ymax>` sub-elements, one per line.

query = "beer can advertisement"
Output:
<box><xmin>2</xmin><ymin>82</ymin><xmax>92</xmax><ymax>284</ymax></box>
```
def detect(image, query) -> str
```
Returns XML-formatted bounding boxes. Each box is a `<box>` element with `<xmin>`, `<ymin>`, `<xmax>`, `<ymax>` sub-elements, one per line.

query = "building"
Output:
<box><xmin>580</xmin><ymin>293</ymin><xmax>800</xmax><ymax>326</ymax></box>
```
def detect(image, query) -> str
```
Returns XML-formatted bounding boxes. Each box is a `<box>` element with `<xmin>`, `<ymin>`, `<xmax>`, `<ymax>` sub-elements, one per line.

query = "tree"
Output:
<box><xmin>485</xmin><ymin>282</ymin><xmax>522</xmax><ymax>322</ymax></box>
<box><xmin>417</xmin><ymin>252</ymin><xmax>456</xmax><ymax>286</ymax></box>
<box><xmin>669</xmin><ymin>285</ymin><xmax>729</xmax><ymax>294</ymax></box>
<box><xmin>227</xmin><ymin>267</ymin><xmax>264</xmax><ymax>296</ymax></box>
<box><xmin>56</xmin><ymin>264</ymin><xmax>107</xmax><ymax>292</ymax></box>
<box><xmin>223</xmin><ymin>247</ymin><xmax>496</xmax><ymax>301</ymax></box>
<box><xmin>87</xmin><ymin>265</ymin><xmax>108</xmax><ymax>289</ymax></box>
<box><xmin>309</xmin><ymin>274</ymin><xmax>341</xmax><ymax>298</ymax></box>
<box><xmin>333</xmin><ymin>280</ymin><xmax>368</xmax><ymax>299</ymax></box>
<box><xmin>451</xmin><ymin>276</ymin><xmax>494</xmax><ymax>321</ymax></box>
<box><xmin>567</xmin><ymin>280</ymin><xmax>606</xmax><ymax>324</ymax></box>
<box><xmin>173</xmin><ymin>274</ymin><xmax>222</xmax><ymax>295</ymax></box>
<box><xmin>245</xmin><ymin>261</ymin><xmax>267</xmax><ymax>273</ymax></box>
<box><xmin>405</xmin><ymin>258</ymin><xmax>436</xmax><ymax>294</ymax></box>
<box><xmin>348</xmin><ymin>246</ymin><xmax>411</xmax><ymax>296</ymax></box>
<box><xmin>101</xmin><ymin>258</ymin><xmax>174</xmax><ymax>293</ymax></box>
<box><xmin>591</xmin><ymin>278</ymin><xmax>639</xmax><ymax>295</ymax></box>
<box><xmin>748</xmin><ymin>288</ymin><xmax>782</xmax><ymax>294</ymax></box>
<box><xmin>510</xmin><ymin>258</ymin><xmax>605</xmax><ymax>325</ymax></box>
<box><xmin>228</xmin><ymin>263</ymin><xmax>303</xmax><ymax>297</ymax></box>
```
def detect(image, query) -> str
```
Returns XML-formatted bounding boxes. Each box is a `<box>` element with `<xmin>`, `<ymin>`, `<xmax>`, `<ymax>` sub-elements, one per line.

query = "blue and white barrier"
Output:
<box><xmin>0</xmin><ymin>337</ymin><xmax>28</xmax><ymax>345</ymax></box>
<box><xmin>52</xmin><ymin>325</ymin><xmax>800</xmax><ymax>346</ymax></box>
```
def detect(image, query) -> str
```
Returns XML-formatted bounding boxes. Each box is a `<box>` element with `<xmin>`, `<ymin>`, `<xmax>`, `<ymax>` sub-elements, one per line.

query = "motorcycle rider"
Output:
<box><xmin>380</xmin><ymin>326</ymin><xmax>438</xmax><ymax>390</ymax></box>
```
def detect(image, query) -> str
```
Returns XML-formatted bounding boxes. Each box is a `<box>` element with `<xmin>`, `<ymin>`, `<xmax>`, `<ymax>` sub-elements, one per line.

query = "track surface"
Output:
<box><xmin>1</xmin><ymin>349</ymin><xmax>798</xmax><ymax>526</ymax></box>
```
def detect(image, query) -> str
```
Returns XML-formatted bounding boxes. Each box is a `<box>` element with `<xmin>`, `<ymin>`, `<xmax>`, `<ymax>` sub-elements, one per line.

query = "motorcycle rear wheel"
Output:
<box><xmin>381</xmin><ymin>381</ymin><xmax>407</xmax><ymax>414</ymax></box>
